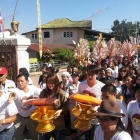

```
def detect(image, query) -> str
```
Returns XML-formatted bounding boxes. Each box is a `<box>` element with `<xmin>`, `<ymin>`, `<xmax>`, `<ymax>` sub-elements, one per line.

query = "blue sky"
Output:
<box><xmin>1</xmin><ymin>0</ymin><xmax>140</xmax><ymax>34</ymax></box>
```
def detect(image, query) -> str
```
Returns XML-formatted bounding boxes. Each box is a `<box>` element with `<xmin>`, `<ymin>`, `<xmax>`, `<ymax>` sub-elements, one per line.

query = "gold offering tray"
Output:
<box><xmin>71</xmin><ymin>102</ymin><xmax>96</xmax><ymax>131</ymax></box>
<box><xmin>72</xmin><ymin>105</ymin><xmax>96</xmax><ymax>120</ymax></box>
<box><xmin>30</xmin><ymin>106</ymin><xmax>56</xmax><ymax>133</ymax></box>
<box><xmin>30</xmin><ymin>109</ymin><xmax>56</xmax><ymax>122</ymax></box>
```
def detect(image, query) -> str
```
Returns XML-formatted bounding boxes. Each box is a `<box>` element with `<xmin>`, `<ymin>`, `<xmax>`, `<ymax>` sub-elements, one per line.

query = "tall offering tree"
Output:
<box><xmin>92</xmin><ymin>33</ymin><xmax>108</xmax><ymax>67</ymax></box>
<box><xmin>122</xmin><ymin>41</ymin><xmax>136</xmax><ymax>61</ymax></box>
<box><xmin>107</xmin><ymin>38</ymin><xmax>123</xmax><ymax>63</ymax></box>
<box><xmin>73</xmin><ymin>38</ymin><xmax>90</xmax><ymax>66</ymax></box>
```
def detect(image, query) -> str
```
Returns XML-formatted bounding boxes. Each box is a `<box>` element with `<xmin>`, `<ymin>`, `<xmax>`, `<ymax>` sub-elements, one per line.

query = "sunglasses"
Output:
<box><xmin>96</xmin><ymin>116</ymin><xmax>116</xmax><ymax>122</ymax></box>
<box><xmin>120</xmin><ymin>70</ymin><xmax>126</xmax><ymax>72</ymax></box>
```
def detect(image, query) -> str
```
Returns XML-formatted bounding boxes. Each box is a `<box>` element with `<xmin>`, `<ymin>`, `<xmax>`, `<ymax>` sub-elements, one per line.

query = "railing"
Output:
<box><xmin>29</xmin><ymin>62</ymin><xmax>41</xmax><ymax>72</ymax></box>
<box><xmin>29</xmin><ymin>61</ymin><xmax>69</xmax><ymax>72</ymax></box>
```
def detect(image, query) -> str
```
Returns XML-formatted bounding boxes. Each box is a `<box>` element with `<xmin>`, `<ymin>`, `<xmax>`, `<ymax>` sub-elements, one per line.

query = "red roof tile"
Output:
<box><xmin>28</xmin><ymin>43</ymin><xmax>74</xmax><ymax>52</ymax></box>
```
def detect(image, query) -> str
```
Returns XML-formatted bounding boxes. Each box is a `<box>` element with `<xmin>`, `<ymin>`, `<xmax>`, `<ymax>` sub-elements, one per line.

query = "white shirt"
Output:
<box><xmin>14</xmin><ymin>85</ymin><xmax>42</xmax><ymax>117</ymax></box>
<box><xmin>28</xmin><ymin>77</ymin><xmax>33</xmax><ymax>85</ymax></box>
<box><xmin>117</xmin><ymin>100</ymin><xmax>128</xmax><ymax>129</ymax></box>
<box><xmin>112</xmin><ymin>66</ymin><xmax>118</xmax><ymax>78</ymax></box>
<box><xmin>39</xmin><ymin>82</ymin><xmax>46</xmax><ymax>89</ymax></box>
<box><xmin>3</xmin><ymin>79</ymin><xmax>16</xmax><ymax>94</ymax></box>
<box><xmin>60</xmin><ymin>80</ymin><xmax>71</xmax><ymax>98</ymax></box>
<box><xmin>78</xmin><ymin>80</ymin><xmax>105</xmax><ymax>100</ymax></box>
<box><xmin>127</xmin><ymin>100</ymin><xmax>140</xmax><ymax>140</ymax></box>
<box><xmin>0</xmin><ymin>93</ymin><xmax>18</xmax><ymax>132</ymax></box>
<box><xmin>68</xmin><ymin>81</ymin><xmax>80</xmax><ymax>109</ymax></box>
<box><xmin>133</xmin><ymin>58</ymin><xmax>138</xmax><ymax>66</ymax></box>
<box><xmin>118</xmin><ymin>63</ymin><xmax>123</xmax><ymax>69</ymax></box>
<box><xmin>94</xmin><ymin>126</ymin><xmax>132</xmax><ymax>140</ymax></box>
<box><xmin>46</xmin><ymin>63</ymin><xmax>52</xmax><ymax>68</ymax></box>
<box><xmin>78</xmin><ymin>80</ymin><xmax>104</xmax><ymax>125</ymax></box>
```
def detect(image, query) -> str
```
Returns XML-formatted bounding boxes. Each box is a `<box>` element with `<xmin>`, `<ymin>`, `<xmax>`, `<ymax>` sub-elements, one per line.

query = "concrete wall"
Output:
<box><xmin>26</xmin><ymin>31</ymin><xmax>38</xmax><ymax>44</ymax></box>
<box><xmin>42</xmin><ymin>29</ymin><xmax>53</xmax><ymax>44</ymax></box>
<box><xmin>25</xmin><ymin>28</ymin><xmax>85</xmax><ymax>45</ymax></box>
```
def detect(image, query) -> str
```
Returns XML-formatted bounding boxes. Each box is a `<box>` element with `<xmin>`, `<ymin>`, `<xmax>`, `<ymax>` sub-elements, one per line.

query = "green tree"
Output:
<box><xmin>111</xmin><ymin>19</ymin><xmax>140</xmax><ymax>42</ymax></box>
<box><xmin>54</xmin><ymin>47</ymin><xmax>77</xmax><ymax>65</ymax></box>
<box><xmin>43</xmin><ymin>49</ymin><xmax>53</xmax><ymax>62</ymax></box>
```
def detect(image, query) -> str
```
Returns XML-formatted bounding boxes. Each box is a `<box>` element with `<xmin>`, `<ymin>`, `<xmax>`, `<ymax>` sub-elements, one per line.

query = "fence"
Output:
<box><xmin>29</xmin><ymin>61</ymin><xmax>68</xmax><ymax>72</ymax></box>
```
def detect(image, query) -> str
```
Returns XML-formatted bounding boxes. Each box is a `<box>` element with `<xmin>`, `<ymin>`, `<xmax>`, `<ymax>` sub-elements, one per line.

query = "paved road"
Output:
<box><xmin>30</xmin><ymin>68</ymin><xmax>67</xmax><ymax>87</ymax></box>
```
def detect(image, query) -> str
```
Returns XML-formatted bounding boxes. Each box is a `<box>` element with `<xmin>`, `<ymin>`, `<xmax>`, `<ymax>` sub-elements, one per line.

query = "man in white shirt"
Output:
<box><xmin>0</xmin><ymin>83</ymin><xmax>18</xmax><ymax>140</ymax></box>
<box><xmin>0</xmin><ymin>67</ymin><xmax>16</xmax><ymax>95</ymax></box>
<box><xmin>78</xmin><ymin>65</ymin><xmax>104</xmax><ymax>140</ymax></box>
<box><xmin>13</xmin><ymin>74</ymin><xmax>42</xmax><ymax>140</ymax></box>
<box><xmin>101</xmin><ymin>84</ymin><xmax>128</xmax><ymax>129</ymax></box>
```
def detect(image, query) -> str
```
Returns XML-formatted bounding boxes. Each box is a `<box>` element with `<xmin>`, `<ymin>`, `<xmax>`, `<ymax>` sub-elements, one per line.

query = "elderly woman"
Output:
<box><xmin>39</xmin><ymin>73</ymin><xmax>67</xmax><ymax>140</ymax></box>
<box><xmin>60</xmin><ymin>72</ymin><xmax>72</xmax><ymax>97</ymax></box>
<box><xmin>94</xmin><ymin>100</ymin><xmax>132</xmax><ymax>140</ymax></box>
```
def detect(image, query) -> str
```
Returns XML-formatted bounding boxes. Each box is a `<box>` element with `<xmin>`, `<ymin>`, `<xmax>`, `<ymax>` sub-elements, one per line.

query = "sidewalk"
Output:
<box><xmin>30</xmin><ymin>68</ymin><xmax>67</xmax><ymax>75</ymax></box>
<box><xmin>30</xmin><ymin>68</ymin><xmax>67</xmax><ymax>86</ymax></box>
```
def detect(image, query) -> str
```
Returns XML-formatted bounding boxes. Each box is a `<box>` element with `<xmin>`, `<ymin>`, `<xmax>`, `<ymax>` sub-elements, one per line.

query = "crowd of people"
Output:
<box><xmin>0</xmin><ymin>53</ymin><xmax>140</xmax><ymax>140</ymax></box>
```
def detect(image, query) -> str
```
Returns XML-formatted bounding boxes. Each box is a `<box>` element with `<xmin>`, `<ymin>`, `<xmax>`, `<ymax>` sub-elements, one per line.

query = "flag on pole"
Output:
<box><xmin>0</xmin><ymin>8</ymin><xmax>4</xmax><ymax>32</ymax></box>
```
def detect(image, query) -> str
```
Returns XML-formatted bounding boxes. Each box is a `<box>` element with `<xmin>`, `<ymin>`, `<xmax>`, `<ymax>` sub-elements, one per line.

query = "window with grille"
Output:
<box><xmin>32</xmin><ymin>34</ymin><xmax>37</xmax><ymax>39</ymax></box>
<box><xmin>63</xmin><ymin>31</ymin><xmax>73</xmax><ymax>38</ymax></box>
<box><xmin>44</xmin><ymin>32</ymin><xmax>50</xmax><ymax>38</ymax></box>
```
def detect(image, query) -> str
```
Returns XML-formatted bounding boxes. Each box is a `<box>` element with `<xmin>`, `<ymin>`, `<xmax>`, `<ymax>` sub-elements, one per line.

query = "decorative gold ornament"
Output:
<box><xmin>30</xmin><ymin>106</ymin><xmax>56</xmax><ymax>133</ymax></box>
<box><xmin>72</xmin><ymin>102</ymin><xmax>96</xmax><ymax>131</ymax></box>
<box><xmin>10</xmin><ymin>20</ymin><xmax>20</xmax><ymax>34</ymax></box>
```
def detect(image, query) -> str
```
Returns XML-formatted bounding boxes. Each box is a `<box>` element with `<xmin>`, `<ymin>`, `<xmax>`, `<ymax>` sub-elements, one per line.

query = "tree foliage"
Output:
<box><xmin>43</xmin><ymin>49</ymin><xmax>53</xmax><ymax>62</ymax></box>
<box><xmin>111</xmin><ymin>19</ymin><xmax>140</xmax><ymax>42</ymax></box>
<box><xmin>54</xmin><ymin>47</ymin><xmax>75</xmax><ymax>63</ymax></box>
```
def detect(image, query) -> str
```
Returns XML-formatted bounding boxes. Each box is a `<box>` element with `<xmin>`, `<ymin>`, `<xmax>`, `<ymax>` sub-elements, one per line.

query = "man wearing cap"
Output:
<box><xmin>0</xmin><ymin>67</ymin><xmax>16</xmax><ymax>96</ymax></box>
<box><xmin>0</xmin><ymin>80</ymin><xmax>18</xmax><ymax>140</ymax></box>
<box><xmin>105</xmin><ymin>76</ymin><xmax>116</xmax><ymax>85</ymax></box>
